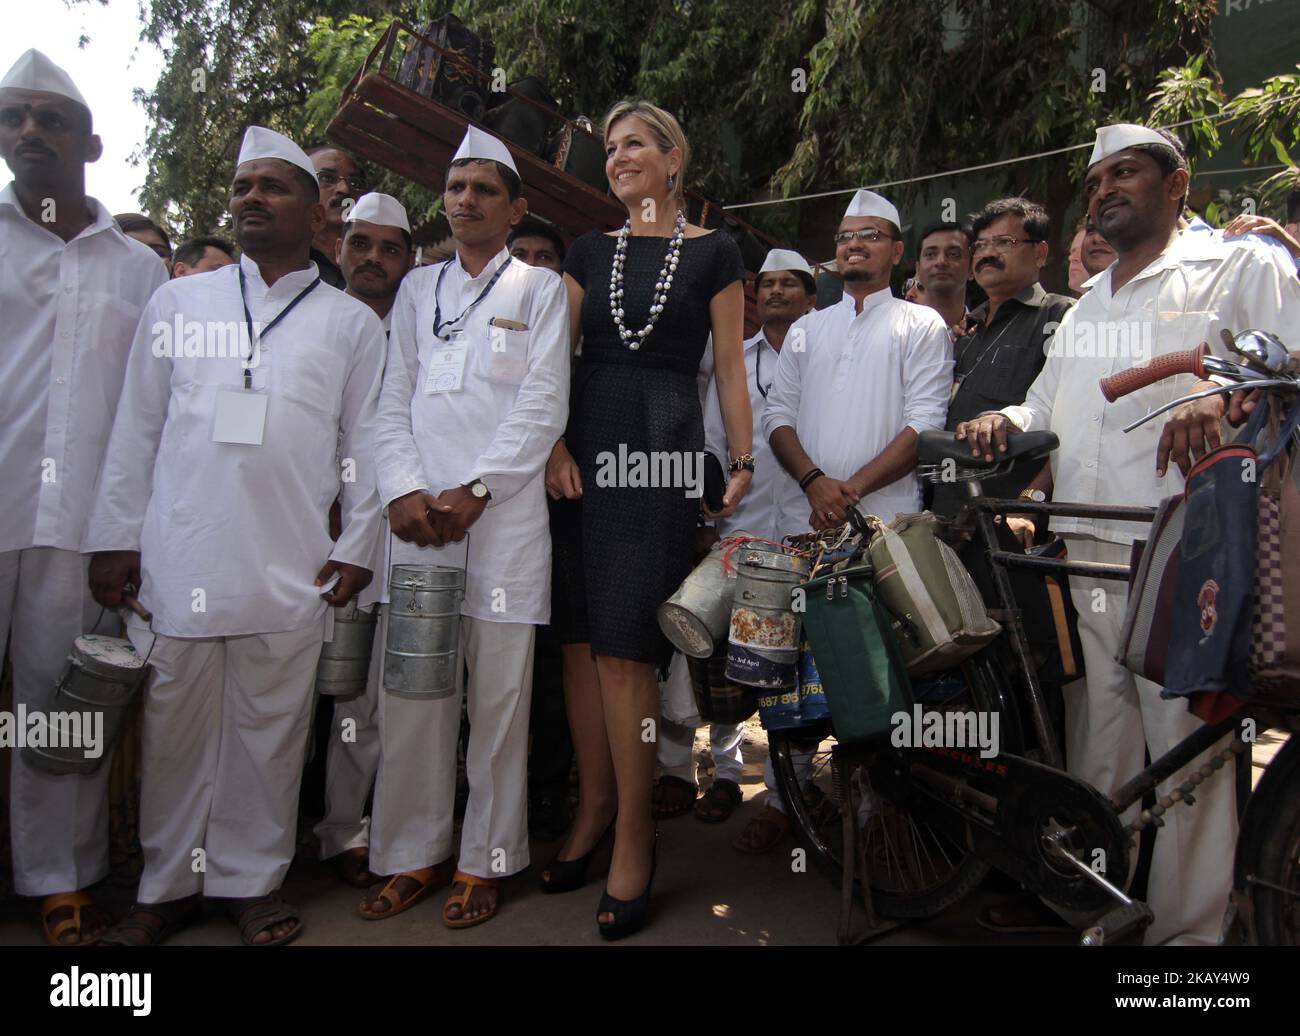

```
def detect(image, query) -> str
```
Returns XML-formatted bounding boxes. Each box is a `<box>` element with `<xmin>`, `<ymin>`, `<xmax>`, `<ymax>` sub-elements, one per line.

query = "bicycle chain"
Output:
<box><xmin>1125</xmin><ymin>736</ymin><xmax>1249</xmax><ymax>842</ymax></box>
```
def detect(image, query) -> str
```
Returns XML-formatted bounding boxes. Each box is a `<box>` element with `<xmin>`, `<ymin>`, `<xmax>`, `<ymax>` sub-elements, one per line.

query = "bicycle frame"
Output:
<box><xmin>946</xmin><ymin>474</ymin><xmax>1155</xmax><ymax>771</ymax></box>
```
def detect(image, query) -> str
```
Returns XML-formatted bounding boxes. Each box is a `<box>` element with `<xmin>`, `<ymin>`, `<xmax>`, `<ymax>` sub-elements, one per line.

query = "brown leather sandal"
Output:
<box><xmin>731</xmin><ymin>805</ymin><xmax>791</xmax><ymax>854</ymax></box>
<box><xmin>442</xmin><ymin>871</ymin><xmax>500</xmax><ymax>929</ymax></box>
<box><xmin>694</xmin><ymin>778</ymin><xmax>743</xmax><ymax>823</ymax></box>
<box><xmin>39</xmin><ymin>891</ymin><xmax>110</xmax><ymax>946</ymax></box>
<box><xmin>652</xmin><ymin>775</ymin><xmax>698</xmax><ymax>820</ymax></box>
<box><xmin>358</xmin><ymin>857</ymin><xmax>456</xmax><ymax>920</ymax></box>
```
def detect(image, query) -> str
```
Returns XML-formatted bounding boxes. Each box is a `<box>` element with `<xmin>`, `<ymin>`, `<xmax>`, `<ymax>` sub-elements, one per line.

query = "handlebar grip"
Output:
<box><xmin>1098</xmin><ymin>343</ymin><xmax>1209</xmax><ymax>402</ymax></box>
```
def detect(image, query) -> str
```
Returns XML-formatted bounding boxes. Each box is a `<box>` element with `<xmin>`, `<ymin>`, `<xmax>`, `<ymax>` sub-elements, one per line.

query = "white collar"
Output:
<box><xmin>239</xmin><ymin>252</ymin><xmax>322</xmax><ymax>295</ymax></box>
<box><xmin>837</xmin><ymin>284</ymin><xmax>893</xmax><ymax>316</ymax></box>
<box><xmin>0</xmin><ymin>181</ymin><xmax>119</xmax><ymax>240</ymax></box>
<box><xmin>450</xmin><ymin>246</ymin><xmax>512</xmax><ymax>284</ymax></box>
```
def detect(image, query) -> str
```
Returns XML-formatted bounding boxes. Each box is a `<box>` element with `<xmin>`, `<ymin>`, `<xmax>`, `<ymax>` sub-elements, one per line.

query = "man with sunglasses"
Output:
<box><xmin>308</xmin><ymin>143</ymin><xmax>369</xmax><ymax>289</ymax></box>
<box><xmin>933</xmin><ymin>198</ymin><xmax>1073</xmax><ymax>520</ymax></box>
<box><xmin>765</xmin><ymin>189</ymin><xmax>953</xmax><ymax>536</ymax></box>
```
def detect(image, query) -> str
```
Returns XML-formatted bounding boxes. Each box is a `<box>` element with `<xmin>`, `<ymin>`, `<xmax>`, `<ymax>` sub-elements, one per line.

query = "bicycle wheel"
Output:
<box><xmin>771</xmin><ymin>649</ymin><xmax>1022</xmax><ymax>919</ymax></box>
<box><xmin>1235</xmin><ymin>730</ymin><xmax>1300</xmax><ymax>945</ymax></box>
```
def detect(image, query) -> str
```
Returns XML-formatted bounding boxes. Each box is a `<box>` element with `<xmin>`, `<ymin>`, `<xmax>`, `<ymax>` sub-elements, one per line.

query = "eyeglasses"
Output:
<box><xmin>834</xmin><ymin>228</ymin><xmax>894</xmax><ymax>245</ymax></box>
<box><xmin>970</xmin><ymin>236</ymin><xmax>1041</xmax><ymax>254</ymax></box>
<box><xmin>316</xmin><ymin>170</ymin><xmax>369</xmax><ymax>191</ymax></box>
<box><xmin>146</xmin><ymin>243</ymin><xmax>172</xmax><ymax>260</ymax></box>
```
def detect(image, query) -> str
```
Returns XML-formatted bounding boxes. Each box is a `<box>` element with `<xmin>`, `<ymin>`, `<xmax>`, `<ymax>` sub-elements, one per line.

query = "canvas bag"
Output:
<box><xmin>866</xmin><ymin>512</ymin><xmax>1001</xmax><ymax>676</ymax></box>
<box><xmin>1247</xmin><ymin>394</ymin><xmax>1300</xmax><ymax>704</ymax></box>
<box><xmin>799</xmin><ymin>566</ymin><xmax>913</xmax><ymax>746</ymax></box>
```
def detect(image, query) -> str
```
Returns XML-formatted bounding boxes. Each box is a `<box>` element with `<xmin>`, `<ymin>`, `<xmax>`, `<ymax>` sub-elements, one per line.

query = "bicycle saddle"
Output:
<box><xmin>916</xmin><ymin>429</ymin><xmax>1059</xmax><ymax>470</ymax></box>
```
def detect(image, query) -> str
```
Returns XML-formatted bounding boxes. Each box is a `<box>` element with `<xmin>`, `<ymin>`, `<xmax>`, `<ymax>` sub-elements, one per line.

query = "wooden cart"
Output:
<box><xmin>327</xmin><ymin>20</ymin><xmax>789</xmax><ymax>334</ymax></box>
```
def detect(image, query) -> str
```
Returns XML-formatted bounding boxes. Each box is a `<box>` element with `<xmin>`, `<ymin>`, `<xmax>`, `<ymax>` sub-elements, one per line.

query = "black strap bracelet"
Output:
<box><xmin>799</xmin><ymin>467</ymin><xmax>825</xmax><ymax>491</ymax></box>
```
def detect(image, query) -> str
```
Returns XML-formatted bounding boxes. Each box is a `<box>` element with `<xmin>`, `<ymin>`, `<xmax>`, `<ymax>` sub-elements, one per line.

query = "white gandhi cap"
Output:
<box><xmin>842</xmin><ymin>189</ymin><xmax>901</xmax><ymax>232</ymax></box>
<box><xmin>345</xmin><ymin>192</ymin><xmax>411</xmax><ymax>234</ymax></box>
<box><xmin>0</xmin><ymin>49</ymin><xmax>89</xmax><ymax>110</ymax></box>
<box><xmin>758</xmin><ymin>248</ymin><xmax>815</xmax><ymax>279</ymax></box>
<box><xmin>1087</xmin><ymin>124</ymin><xmax>1176</xmax><ymax>168</ymax></box>
<box><xmin>236</xmin><ymin>125</ymin><xmax>317</xmax><ymax>179</ymax></box>
<box><xmin>451</xmin><ymin>125</ymin><xmax>519</xmax><ymax>177</ymax></box>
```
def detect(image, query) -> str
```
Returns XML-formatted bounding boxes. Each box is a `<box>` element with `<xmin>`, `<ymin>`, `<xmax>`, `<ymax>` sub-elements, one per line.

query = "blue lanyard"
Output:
<box><xmin>238</xmin><ymin>268</ymin><xmax>320</xmax><ymax>389</ymax></box>
<box><xmin>432</xmin><ymin>257</ymin><xmax>510</xmax><ymax>340</ymax></box>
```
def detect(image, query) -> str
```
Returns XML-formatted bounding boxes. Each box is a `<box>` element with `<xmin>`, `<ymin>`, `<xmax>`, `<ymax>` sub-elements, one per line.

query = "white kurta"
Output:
<box><xmin>0</xmin><ymin>186</ymin><xmax>166</xmax><ymax>896</ymax></box>
<box><xmin>83</xmin><ymin>255</ymin><xmax>387</xmax><ymax>635</ymax></box>
<box><xmin>82</xmin><ymin>255</ymin><xmax>386</xmax><ymax>901</ymax></box>
<box><xmin>1002</xmin><ymin>232</ymin><xmax>1300</xmax><ymax>543</ymax></box>
<box><xmin>369</xmin><ymin>247</ymin><xmax>568</xmax><ymax>877</ymax></box>
<box><xmin>762</xmin><ymin>288</ymin><xmax>953</xmax><ymax>536</ymax></box>
<box><xmin>373</xmin><ymin>248</ymin><xmax>570</xmax><ymax>624</ymax></box>
<box><xmin>703</xmin><ymin>329</ymin><xmax>805</xmax><ymax>541</ymax></box>
<box><xmin>1000</xmin><ymin>233</ymin><xmax>1300</xmax><ymax>945</ymax></box>
<box><xmin>0</xmin><ymin>185</ymin><xmax>168</xmax><ymax>553</ymax></box>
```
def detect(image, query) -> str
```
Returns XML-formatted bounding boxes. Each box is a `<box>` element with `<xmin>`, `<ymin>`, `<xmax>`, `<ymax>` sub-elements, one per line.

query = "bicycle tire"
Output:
<box><xmin>771</xmin><ymin>648</ymin><xmax>1022</xmax><ymax>919</ymax></box>
<box><xmin>1234</xmin><ymin>731</ymin><xmax>1300</xmax><ymax>945</ymax></box>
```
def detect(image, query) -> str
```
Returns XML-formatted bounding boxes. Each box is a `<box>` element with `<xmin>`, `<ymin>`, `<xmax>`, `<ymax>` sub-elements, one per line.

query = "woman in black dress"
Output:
<box><xmin>541</xmin><ymin>101</ymin><xmax>753</xmax><ymax>937</ymax></box>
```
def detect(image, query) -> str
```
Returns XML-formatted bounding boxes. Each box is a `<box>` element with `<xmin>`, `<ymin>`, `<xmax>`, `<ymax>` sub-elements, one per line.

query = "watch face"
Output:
<box><xmin>472</xmin><ymin>482</ymin><xmax>488</xmax><ymax>498</ymax></box>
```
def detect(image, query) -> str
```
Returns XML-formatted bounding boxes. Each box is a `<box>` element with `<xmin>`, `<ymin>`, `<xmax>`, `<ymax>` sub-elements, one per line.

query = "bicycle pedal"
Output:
<box><xmin>1081</xmin><ymin>901</ymin><xmax>1154</xmax><ymax>946</ymax></box>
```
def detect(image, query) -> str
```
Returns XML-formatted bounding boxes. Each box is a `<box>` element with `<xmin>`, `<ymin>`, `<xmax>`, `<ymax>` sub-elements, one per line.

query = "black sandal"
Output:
<box><xmin>651</xmin><ymin>775</ymin><xmax>698</xmax><ymax>820</ymax></box>
<box><xmin>225</xmin><ymin>893</ymin><xmax>303</xmax><ymax>946</ymax></box>
<box><xmin>694</xmin><ymin>778</ymin><xmax>743</xmax><ymax>823</ymax></box>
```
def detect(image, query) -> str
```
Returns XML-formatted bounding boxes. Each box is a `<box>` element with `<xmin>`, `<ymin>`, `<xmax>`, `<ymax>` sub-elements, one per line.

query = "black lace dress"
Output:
<box><xmin>552</xmin><ymin>229</ymin><xmax>744</xmax><ymax>666</ymax></box>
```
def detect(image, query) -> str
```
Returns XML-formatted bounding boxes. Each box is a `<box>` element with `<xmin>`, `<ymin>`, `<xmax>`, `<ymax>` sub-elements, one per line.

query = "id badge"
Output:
<box><xmin>424</xmin><ymin>333</ymin><xmax>468</xmax><ymax>394</ymax></box>
<box><xmin>212</xmin><ymin>388</ymin><xmax>268</xmax><ymax>446</ymax></box>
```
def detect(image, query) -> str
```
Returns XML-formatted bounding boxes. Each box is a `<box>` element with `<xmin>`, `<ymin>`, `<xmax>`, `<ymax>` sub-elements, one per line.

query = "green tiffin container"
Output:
<box><xmin>799</xmin><ymin>566</ymin><xmax>913</xmax><ymax>746</ymax></box>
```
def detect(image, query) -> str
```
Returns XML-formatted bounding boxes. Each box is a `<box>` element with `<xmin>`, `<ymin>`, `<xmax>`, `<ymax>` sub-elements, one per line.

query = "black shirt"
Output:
<box><xmin>933</xmin><ymin>282</ymin><xmax>1074</xmax><ymax>512</ymax></box>
<box><xmin>310</xmin><ymin>246</ymin><xmax>347</xmax><ymax>290</ymax></box>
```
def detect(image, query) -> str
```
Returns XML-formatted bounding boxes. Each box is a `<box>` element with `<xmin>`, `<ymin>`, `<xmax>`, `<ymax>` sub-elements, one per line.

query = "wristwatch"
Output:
<box><xmin>468</xmin><ymin>479</ymin><xmax>491</xmax><ymax>500</ymax></box>
<box><xmin>1018</xmin><ymin>488</ymin><xmax>1046</xmax><ymax>503</ymax></box>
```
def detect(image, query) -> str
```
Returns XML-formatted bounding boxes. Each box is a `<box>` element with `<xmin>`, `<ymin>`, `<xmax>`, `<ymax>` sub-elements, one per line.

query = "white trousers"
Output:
<box><xmin>0</xmin><ymin>548</ymin><xmax>109</xmax><ymax>896</ymax></box>
<box><xmin>369</xmin><ymin>612</ymin><xmax>534</xmax><ymax>879</ymax></box>
<box><xmin>313</xmin><ymin>621</ymin><xmax>381</xmax><ymax>859</ymax></box>
<box><xmin>1061</xmin><ymin>535</ymin><xmax>1236</xmax><ymax>946</ymax></box>
<box><xmin>126</xmin><ymin>620</ymin><xmax>324</xmax><ymax>902</ymax></box>
<box><xmin>657</xmin><ymin>720</ymin><xmax>744</xmax><ymax>784</ymax></box>
<box><xmin>655</xmin><ymin>649</ymin><xmax>744</xmax><ymax>784</ymax></box>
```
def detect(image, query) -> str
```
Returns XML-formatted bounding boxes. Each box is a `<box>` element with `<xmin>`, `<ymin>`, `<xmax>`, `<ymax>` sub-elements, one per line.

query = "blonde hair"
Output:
<box><xmin>602</xmin><ymin>100</ymin><xmax>689</xmax><ymax>210</ymax></box>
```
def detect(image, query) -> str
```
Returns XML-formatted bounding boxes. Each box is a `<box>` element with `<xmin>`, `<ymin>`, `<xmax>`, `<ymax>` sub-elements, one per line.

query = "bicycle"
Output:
<box><xmin>769</xmin><ymin>328</ymin><xmax>1300</xmax><ymax>945</ymax></box>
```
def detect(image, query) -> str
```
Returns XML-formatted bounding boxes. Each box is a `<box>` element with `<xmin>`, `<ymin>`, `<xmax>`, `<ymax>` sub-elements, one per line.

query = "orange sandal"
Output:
<box><xmin>40</xmin><ymin>891</ymin><xmax>107</xmax><ymax>946</ymax></box>
<box><xmin>358</xmin><ymin>857</ymin><xmax>455</xmax><ymax>920</ymax></box>
<box><xmin>442</xmin><ymin>871</ymin><xmax>500</xmax><ymax>929</ymax></box>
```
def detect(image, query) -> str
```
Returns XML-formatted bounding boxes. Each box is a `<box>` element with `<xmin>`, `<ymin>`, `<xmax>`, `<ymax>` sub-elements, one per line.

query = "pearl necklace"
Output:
<box><xmin>609</xmin><ymin>210</ymin><xmax>685</xmax><ymax>350</ymax></box>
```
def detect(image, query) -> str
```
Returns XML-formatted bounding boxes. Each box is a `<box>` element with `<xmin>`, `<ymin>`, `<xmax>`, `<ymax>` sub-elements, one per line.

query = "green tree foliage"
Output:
<box><xmin>119</xmin><ymin>0</ymin><xmax>1231</xmax><ymax>243</ymax></box>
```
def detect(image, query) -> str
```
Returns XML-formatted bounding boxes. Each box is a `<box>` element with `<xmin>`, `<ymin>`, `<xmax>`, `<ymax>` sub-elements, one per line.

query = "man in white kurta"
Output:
<box><xmin>314</xmin><ymin>193</ymin><xmax>414</xmax><ymax>887</ymax></box>
<box><xmin>764</xmin><ymin>190</ymin><xmax>953</xmax><ymax>534</ymax></box>
<box><xmin>959</xmin><ymin>124</ymin><xmax>1300</xmax><ymax>945</ymax></box>
<box><xmin>656</xmin><ymin>250</ymin><xmax>814</xmax><ymax>830</ymax></box>
<box><xmin>368</xmin><ymin>127</ymin><xmax>569</xmax><ymax>927</ymax></box>
<box><xmin>84</xmin><ymin>126</ymin><xmax>385</xmax><ymax>945</ymax></box>
<box><xmin>0</xmin><ymin>50</ymin><xmax>168</xmax><ymax>944</ymax></box>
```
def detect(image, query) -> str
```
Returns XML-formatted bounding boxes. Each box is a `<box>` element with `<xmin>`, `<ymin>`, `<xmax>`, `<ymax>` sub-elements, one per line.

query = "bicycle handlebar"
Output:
<box><xmin>1098</xmin><ymin>343</ymin><xmax>1209</xmax><ymax>402</ymax></box>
